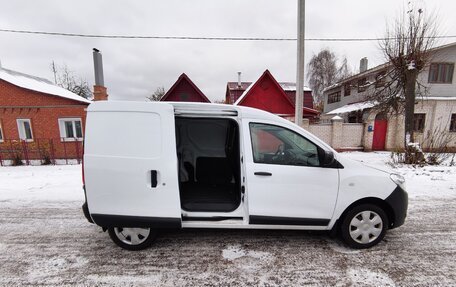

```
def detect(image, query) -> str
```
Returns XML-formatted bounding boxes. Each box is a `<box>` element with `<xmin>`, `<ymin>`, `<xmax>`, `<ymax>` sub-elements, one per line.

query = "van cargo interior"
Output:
<box><xmin>176</xmin><ymin>117</ymin><xmax>241</xmax><ymax>212</ymax></box>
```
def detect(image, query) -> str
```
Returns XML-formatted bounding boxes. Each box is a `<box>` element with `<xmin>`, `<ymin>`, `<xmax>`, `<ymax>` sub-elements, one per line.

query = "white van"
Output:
<box><xmin>82</xmin><ymin>101</ymin><xmax>407</xmax><ymax>250</ymax></box>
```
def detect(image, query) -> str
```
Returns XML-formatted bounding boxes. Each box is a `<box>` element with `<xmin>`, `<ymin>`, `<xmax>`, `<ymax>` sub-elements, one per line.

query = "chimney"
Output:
<box><xmin>92</xmin><ymin>48</ymin><xmax>108</xmax><ymax>101</ymax></box>
<box><xmin>360</xmin><ymin>57</ymin><xmax>368</xmax><ymax>73</ymax></box>
<box><xmin>237</xmin><ymin>72</ymin><xmax>242</xmax><ymax>87</ymax></box>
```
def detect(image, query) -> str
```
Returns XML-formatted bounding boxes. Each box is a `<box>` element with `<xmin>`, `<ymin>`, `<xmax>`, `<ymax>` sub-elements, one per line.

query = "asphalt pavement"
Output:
<box><xmin>0</xmin><ymin>196</ymin><xmax>455</xmax><ymax>286</ymax></box>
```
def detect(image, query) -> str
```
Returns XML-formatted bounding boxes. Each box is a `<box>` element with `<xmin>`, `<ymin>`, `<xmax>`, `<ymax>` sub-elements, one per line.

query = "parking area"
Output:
<box><xmin>0</xmin><ymin>153</ymin><xmax>455</xmax><ymax>286</ymax></box>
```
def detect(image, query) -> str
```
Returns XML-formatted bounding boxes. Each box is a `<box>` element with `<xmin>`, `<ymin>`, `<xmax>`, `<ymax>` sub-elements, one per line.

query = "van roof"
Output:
<box><xmin>88</xmin><ymin>101</ymin><xmax>288</xmax><ymax>123</ymax></box>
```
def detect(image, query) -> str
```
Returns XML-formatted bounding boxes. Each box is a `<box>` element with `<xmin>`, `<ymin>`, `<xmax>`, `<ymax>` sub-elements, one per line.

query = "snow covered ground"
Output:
<box><xmin>0</xmin><ymin>152</ymin><xmax>455</xmax><ymax>286</ymax></box>
<box><xmin>0</xmin><ymin>164</ymin><xmax>84</xmax><ymax>204</ymax></box>
<box><xmin>345</xmin><ymin>152</ymin><xmax>456</xmax><ymax>199</ymax></box>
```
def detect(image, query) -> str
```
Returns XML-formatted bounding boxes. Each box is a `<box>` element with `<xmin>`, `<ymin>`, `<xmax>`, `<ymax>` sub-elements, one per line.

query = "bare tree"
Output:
<box><xmin>372</xmin><ymin>5</ymin><xmax>437</xmax><ymax>162</ymax></box>
<box><xmin>307</xmin><ymin>49</ymin><xmax>352</xmax><ymax>108</ymax></box>
<box><xmin>146</xmin><ymin>86</ymin><xmax>166</xmax><ymax>101</ymax></box>
<box><xmin>50</xmin><ymin>62</ymin><xmax>91</xmax><ymax>99</ymax></box>
<box><xmin>338</xmin><ymin>56</ymin><xmax>352</xmax><ymax>80</ymax></box>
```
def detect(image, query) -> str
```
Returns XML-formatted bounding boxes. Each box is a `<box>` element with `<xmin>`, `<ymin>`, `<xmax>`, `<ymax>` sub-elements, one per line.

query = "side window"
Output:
<box><xmin>17</xmin><ymin>119</ymin><xmax>33</xmax><ymax>141</ymax></box>
<box><xmin>58</xmin><ymin>118</ymin><xmax>83</xmax><ymax>141</ymax></box>
<box><xmin>428</xmin><ymin>63</ymin><xmax>454</xmax><ymax>83</ymax></box>
<box><xmin>249</xmin><ymin>123</ymin><xmax>320</xmax><ymax>167</ymax></box>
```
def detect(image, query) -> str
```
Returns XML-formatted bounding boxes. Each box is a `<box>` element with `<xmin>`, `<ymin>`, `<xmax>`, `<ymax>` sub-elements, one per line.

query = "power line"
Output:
<box><xmin>1</xmin><ymin>28</ymin><xmax>455</xmax><ymax>42</ymax></box>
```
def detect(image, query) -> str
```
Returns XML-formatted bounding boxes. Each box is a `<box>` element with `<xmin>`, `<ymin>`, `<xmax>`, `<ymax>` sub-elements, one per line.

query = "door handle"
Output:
<box><xmin>254</xmin><ymin>172</ymin><xmax>272</xmax><ymax>176</ymax></box>
<box><xmin>151</xmin><ymin>170</ymin><xmax>158</xmax><ymax>188</ymax></box>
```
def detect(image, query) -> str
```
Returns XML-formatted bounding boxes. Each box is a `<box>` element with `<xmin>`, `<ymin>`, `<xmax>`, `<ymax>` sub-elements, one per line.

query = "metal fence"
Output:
<box><xmin>0</xmin><ymin>138</ymin><xmax>83</xmax><ymax>166</ymax></box>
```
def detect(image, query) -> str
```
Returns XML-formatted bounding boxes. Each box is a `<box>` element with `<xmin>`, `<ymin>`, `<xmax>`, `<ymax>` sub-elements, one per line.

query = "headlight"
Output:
<box><xmin>390</xmin><ymin>173</ymin><xmax>405</xmax><ymax>186</ymax></box>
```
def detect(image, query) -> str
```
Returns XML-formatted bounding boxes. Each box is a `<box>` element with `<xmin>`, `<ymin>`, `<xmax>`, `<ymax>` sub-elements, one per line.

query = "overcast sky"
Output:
<box><xmin>0</xmin><ymin>0</ymin><xmax>455</xmax><ymax>102</ymax></box>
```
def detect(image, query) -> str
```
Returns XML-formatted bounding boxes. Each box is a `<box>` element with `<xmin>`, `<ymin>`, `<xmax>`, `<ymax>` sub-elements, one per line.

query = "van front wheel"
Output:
<box><xmin>108</xmin><ymin>227</ymin><xmax>157</xmax><ymax>251</ymax></box>
<box><xmin>341</xmin><ymin>204</ymin><xmax>388</xmax><ymax>249</ymax></box>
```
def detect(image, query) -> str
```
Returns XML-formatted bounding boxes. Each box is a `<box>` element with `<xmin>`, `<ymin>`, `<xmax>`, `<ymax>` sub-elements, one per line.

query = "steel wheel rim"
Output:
<box><xmin>349</xmin><ymin>211</ymin><xmax>383</xmax><ymax>244</ymax></box>
<box><xmin>114</xmin><ymin>227</ymin><xmax>151</xmax><ymax>245</ymax></box>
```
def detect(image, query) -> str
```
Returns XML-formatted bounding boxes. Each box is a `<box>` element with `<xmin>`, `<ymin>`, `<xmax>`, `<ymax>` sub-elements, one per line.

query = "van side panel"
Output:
<box><xmin>84</xmin><ymin>102</ymin><xmax>181</xmax><ymax>228</ymax></box>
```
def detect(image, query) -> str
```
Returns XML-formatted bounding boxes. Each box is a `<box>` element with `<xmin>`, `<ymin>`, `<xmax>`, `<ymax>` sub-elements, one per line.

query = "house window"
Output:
<box><xmin>375</xmin><ymin>71</ymin><xmax>387</xmax><ymax>88</ymax></box>
<box><xmin>58</xmin><ymin>118</ymin><xmax>83</xmax><ymax>141</ymax></box>
<box><xmin>328</xmin><ymin>91</ymin><xmax>341</xmax><ymax>104</ymax></box>
<box><xmin>358</xmin><ymin>77</ymin><xmax>368</xmax><ymax>92</ymax></box>
<box><xmin>17</xmin><ymin>119</ymin><xmax>33</xmax><ymax>141</ymax></box>
<box><xmin>450</xmin><ymin>114</ymin><xmax>456</xmax><ymax>132</ymax></box>
<box><xmin>428</xmin><ymin>63</ymin><xmax>454</xmax><ymax>83</ymax></box>
<box><xmin>413</xmin><ymin>114</ymin><xmax>426</xmax><ymax>133</ymax></box>
<box><xmin>344</xmin><ymin>83</ymin><xmax>351</xmax><ymax>96</ymax></box>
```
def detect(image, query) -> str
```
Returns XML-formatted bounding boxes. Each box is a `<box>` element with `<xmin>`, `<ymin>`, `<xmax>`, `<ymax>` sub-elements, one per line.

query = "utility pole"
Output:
<box><xmin>295</xmin><ymin>0</ymin><xmax>305</xmax><ymax>126</ymax></box>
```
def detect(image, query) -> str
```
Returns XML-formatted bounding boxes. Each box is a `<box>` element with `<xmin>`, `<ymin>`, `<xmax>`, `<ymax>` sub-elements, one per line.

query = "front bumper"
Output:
<box><xmin>385</xmin><ymin>185</ymin><xmax>408</xmax><ymax>228</ymax></box>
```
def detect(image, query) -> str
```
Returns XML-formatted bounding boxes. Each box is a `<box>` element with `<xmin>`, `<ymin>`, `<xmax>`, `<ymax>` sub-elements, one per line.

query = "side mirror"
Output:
<box><xmin>322</xmin><ymin>150</ymin><xmax>335</xmax><ymax>167</ymax></box>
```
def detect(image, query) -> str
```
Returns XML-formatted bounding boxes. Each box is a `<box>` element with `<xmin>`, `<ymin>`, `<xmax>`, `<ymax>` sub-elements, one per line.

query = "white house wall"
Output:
<box><xmin>323</xmin><ymin>86</ymin><xmax>367</xmax><ymax>113</ymax></box>
<box><xmin>382</xmin><ymin>99</ymin><xmax>456</xmax><ymax>150</ymax></box>
<box><xmin>320</xmin><ymin>42</ymin><xmax>456</xmax><ymax>151</ymax></box>
<box><xmin>323</xmin><ymin>43</ymin><xmax>456</xmax><ymax>114</ymax></box>
<box><xmin>418</xmin><ymin>44</ymin><xmax>456</xmax><ymax>98</ymax></box>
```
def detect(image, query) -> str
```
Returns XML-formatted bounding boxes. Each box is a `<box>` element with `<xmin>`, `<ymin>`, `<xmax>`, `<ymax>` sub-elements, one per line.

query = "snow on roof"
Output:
<box><xmin>420</xmin><ymin>96</ymin><xmax>456</xmax><ymax>101</ymax></box>
<box><xmin>0</xmin><ymin>67</ymin><xmax>91</xmax><ymax>104</ymax></box>
<box><xmin>279</xmin><ymin>82</ymin><xmax>311</xmax><ymax>92</ymax></box>
<box><xmin>326</xmin><ymin>101</ymin><xmax>375</xmax><ymax>115</ymax></box>
<box><xmin>323</xmin><ymin>82</ymin><xmax>343</xmax><ymax>92</ymax></box>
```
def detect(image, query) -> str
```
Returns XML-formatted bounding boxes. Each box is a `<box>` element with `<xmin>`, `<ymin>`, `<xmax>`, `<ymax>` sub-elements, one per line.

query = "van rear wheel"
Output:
<box><xmin>108</xmin><ymin>227</ymin><xmax>157</xmax><ymax>251</ymax></box>
<box><xmin>341</xmin><ymin>204</ymin><xmax>388</xmax><ymax>249</ymax></box>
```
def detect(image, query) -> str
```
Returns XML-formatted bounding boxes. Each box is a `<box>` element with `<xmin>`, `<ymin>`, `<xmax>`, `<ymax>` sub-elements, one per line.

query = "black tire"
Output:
<box><xmin>108</xmin><ymin>227</ymin><xmax>158</xmax><ymax>251</ymax></box>
<box><xmin>340</xmin><ymin>204</ymin><xmax>388</xmax><ymax>249</ymax></box>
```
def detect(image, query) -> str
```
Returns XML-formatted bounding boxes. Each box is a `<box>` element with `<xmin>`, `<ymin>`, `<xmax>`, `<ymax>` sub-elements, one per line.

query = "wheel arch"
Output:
<box><xmin>334</xmin><ymin>197</ymin><xmax>395</xmax><ymax>232</ymax></box>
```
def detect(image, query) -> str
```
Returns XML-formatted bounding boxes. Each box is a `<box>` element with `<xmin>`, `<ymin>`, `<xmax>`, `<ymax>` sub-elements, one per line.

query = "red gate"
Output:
<box><xmin>372</xmin><ymin>118</ymin><xmax>388</xmax><ymax>151</ymax></box>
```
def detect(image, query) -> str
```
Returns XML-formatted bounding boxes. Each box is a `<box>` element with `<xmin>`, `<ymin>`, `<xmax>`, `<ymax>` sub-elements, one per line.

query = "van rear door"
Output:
<box><xmin>84</xmin><ymin>101</ymin><xmax>181</xmax><ymax>228</ymax></box>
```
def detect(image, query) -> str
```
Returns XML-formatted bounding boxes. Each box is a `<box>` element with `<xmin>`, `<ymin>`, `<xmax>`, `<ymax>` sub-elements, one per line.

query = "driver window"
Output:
<box><xmin>249</xmin><ymin>123</ymin><xmax>320</xmax><ymax>167</ymax></box>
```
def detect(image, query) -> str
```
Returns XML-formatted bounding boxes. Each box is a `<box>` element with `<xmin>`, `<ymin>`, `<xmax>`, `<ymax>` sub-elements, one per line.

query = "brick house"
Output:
<box><xmin>161</xmin><ymin>73</ymin><xmax>210</xmax><ymax>102</ymax></box>
<box><xmin>0</xmin><ymin>66</ymin><xmax>91</xmax><ymax>163</ymax></box>
<box><xmin>321</xmin><ymin>42</ymin><xmax>456</xmax><ymax>151</ymax></box>
<box><xmin>228</xmin><ymin>70</ymin><xmax>319</xmax><ymax>120</ymax></box>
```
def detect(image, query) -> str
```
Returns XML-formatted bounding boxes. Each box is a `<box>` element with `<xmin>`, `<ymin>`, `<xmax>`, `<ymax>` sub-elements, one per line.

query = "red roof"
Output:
<box><xmin>228</xmin><ymin>70</ymin><xmax>318</xmax><ymax>117</ymax></box>
<box><xmin>226</xmin><ymin>79</ymin><xmax>314</xmax><ymax>111</ymax></box>
<box><xmin>233</xmin><ymin>70</ymin><xmax>319</xmax><ymax>117</ymax></box>
<box><xmin>161</xmin><ymin>73</ymin><xmax>210</xmax><ymax>103</ymax></box>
